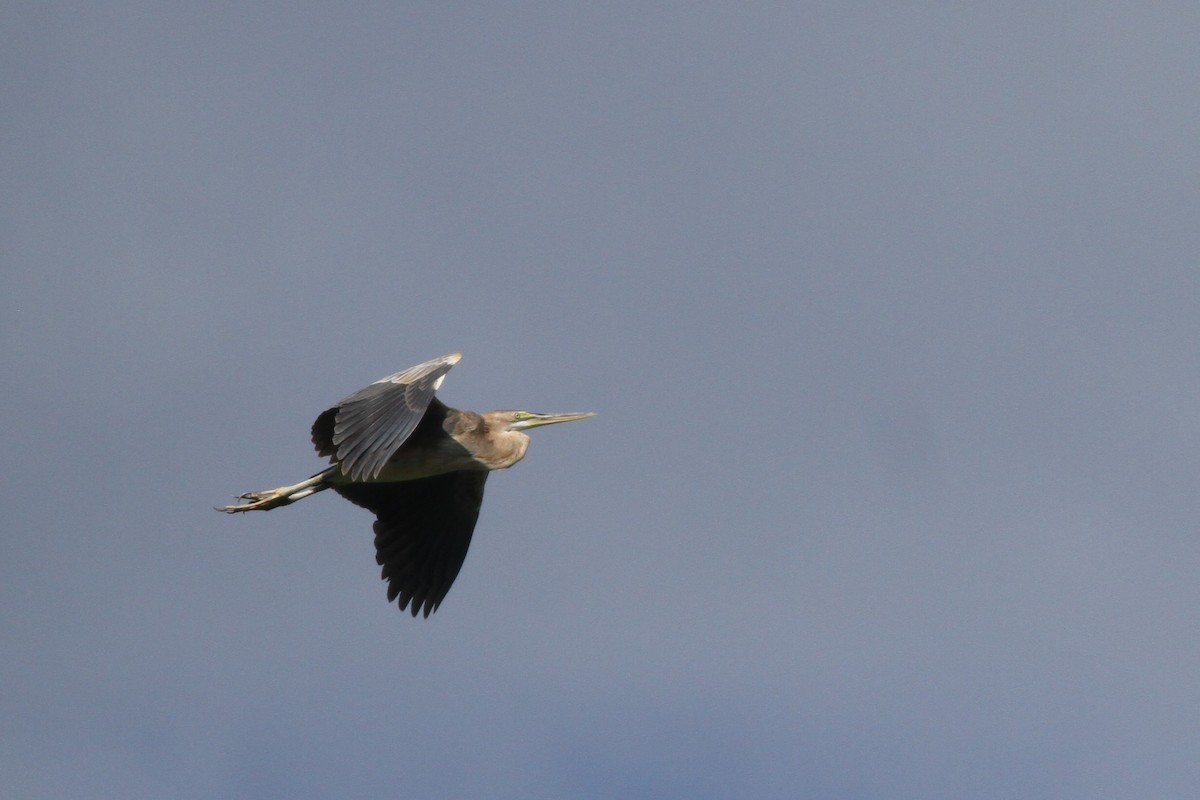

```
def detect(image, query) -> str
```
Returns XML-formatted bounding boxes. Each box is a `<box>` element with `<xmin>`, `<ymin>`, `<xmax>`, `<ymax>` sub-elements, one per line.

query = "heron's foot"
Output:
<box><xmin>218</xmin><ymin>489</ymin><xmax>295</xmax><ymax>513</ymax></box>
<box><xmin>216</xmin><ymin>472</ymin><xmax>330</xmax><ymax>513</ymax></box>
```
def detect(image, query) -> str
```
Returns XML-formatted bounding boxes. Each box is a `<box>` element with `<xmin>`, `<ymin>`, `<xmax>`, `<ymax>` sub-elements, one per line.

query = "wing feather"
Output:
<box><xmin>333</xmin><ymin>471</ymin><xmax>487</xmax><ymax>617</ymax></box>
<box><xmin>309</xmin><ymin>353</ymin><xmax>460</xmax><ymax>480</ymax></box>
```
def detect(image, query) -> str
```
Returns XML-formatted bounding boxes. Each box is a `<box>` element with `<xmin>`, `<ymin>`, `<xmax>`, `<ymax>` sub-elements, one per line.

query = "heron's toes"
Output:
<box><xmin>218</xmin><ymin>489</ymin><xmax>284</xmax><ymax>513</ymax></box>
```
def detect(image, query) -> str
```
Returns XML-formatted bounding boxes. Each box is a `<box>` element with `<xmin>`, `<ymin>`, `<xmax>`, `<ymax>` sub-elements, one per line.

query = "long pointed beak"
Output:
<box><xmin>516</xmin><ymin>412</ymin><xmax>595</xmax><ymax>430</ymax></box>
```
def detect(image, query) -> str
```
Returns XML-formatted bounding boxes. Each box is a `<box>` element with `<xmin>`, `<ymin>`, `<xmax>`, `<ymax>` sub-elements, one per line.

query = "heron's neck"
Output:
<box><xmin>477</xmin><ymin>429</ymin><xmax>530</xmax><ymax>470</ymax></box>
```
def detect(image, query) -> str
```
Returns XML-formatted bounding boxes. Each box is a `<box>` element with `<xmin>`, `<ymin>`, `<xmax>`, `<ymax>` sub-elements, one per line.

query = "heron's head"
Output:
<box><xmin>488</xmin><ymin>410</ymin><xmax>595</xmax><ymax>432</ymax></box>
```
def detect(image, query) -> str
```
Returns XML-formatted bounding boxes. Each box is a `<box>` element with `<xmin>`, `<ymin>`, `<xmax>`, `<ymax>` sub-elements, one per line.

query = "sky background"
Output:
<box><xmin>4</xmin><ymin>3</ymin><xmax>1200</xmax><ymax>798</ymax></box>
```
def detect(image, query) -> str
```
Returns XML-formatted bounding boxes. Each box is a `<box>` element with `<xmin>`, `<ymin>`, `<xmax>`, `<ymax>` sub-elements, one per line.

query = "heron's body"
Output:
<box><xmin>320</xmin><ymin>402</ymin><xmax>531</xmax><ymax>483</ymax></box>
<box><xmin>219</xmin><ymin>353</ymin><xmax>592</xmax><ymax>617</ymax></box>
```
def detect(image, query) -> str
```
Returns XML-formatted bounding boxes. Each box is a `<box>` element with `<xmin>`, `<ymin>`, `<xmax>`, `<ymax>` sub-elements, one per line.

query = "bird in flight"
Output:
<box><xmin>219</xmin><ymin>353</ymin><xmax>593</xmax><ymax>617</ymax></box>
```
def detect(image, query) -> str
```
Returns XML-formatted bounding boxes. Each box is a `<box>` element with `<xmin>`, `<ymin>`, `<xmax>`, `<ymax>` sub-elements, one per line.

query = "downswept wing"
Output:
<box><xmin>310</xmin><ymin>353</ymin><xmax>460</xmax><ymax>481</ymax></box>
<box><xmin>333</xmin><ymin>471</ymin><xmax>488</xmax><ymax>617</ymax></box>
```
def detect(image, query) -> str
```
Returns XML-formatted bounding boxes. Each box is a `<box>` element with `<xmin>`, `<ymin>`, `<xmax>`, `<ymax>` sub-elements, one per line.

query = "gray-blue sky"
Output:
<box><xmin>5</xmin><ymin>3</ymin><xmax>1200</xmax><ymax>797</ymax></box>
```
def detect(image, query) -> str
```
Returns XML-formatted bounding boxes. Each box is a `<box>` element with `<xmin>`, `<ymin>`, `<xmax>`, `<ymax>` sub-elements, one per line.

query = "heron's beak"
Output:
<box><xmin>513</xmin><ymin>411</ymin><xmax>595</xmax><ymax>430</ymax></box>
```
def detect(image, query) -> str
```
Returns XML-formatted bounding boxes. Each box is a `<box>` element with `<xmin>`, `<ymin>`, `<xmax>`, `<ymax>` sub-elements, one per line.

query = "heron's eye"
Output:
<box><xmin>513</xmin><ymin>411</ymin><xmax>534</xmax><ymax>421</ymax></box>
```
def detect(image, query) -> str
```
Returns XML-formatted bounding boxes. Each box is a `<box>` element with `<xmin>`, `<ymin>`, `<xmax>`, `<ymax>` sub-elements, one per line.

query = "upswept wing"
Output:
<box><xmin>310</xmin><ymin>353</ymin><xmax>460</xmax><ymax>481</ymax></box>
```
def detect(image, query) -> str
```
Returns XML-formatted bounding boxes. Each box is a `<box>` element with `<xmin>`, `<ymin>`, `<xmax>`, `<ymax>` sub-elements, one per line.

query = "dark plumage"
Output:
<box><xmin>219</xmin><ymin>353</ymin><xmax>593</xmax><ymax>617</ymax></box>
